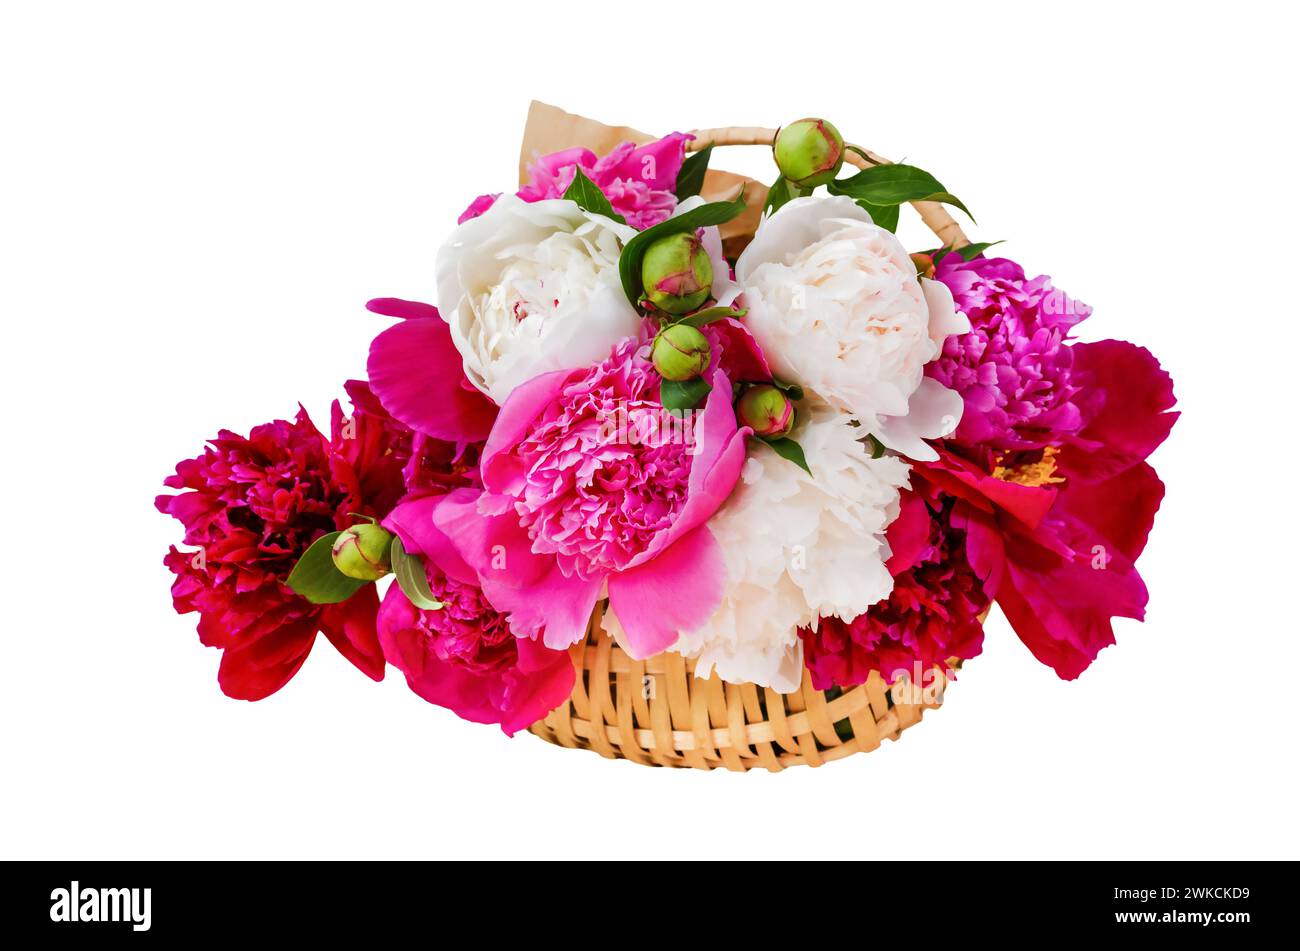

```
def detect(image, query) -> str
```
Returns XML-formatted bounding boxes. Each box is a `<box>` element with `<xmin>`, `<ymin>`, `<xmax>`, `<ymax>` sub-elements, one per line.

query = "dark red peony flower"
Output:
<box><xmin>156</xmin><ymin>389</ymin><xmax>409</xmax><ymax>700</ymax></box>
<box><xmin>800</xmin><ymin>490</ymin><xmax>989</xmax><ymax>690</ymax></box>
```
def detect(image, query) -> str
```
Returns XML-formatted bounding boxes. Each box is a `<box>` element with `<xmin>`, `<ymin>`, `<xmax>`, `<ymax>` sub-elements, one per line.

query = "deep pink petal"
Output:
<box><xmin>367</xmin><ymin>311</ymin><xmax>497</xmax><ymax>442</ymax></box>
<box><xmin>365</xmin><ymin>297</ymin><xmax>441</xmax><ymax>321</ymax></box>
<box><xmin>596</xmin><ymin>133</ymin><xmax>691</xmax><ymax>192</ymax></box>
<box><xmin>1061</xmin><ymin>340</ymin><xmax>1178</xmax><ymax>482</ymax></box>
<box><xmin>608</xmin><ymin>525</ymin><xmax>725</xmax><ymax>659</ymax></box>
<box><xmin>383</xmin><ymin>494</ymin><xmax>476</xmax><ymax>585</ymax></box>
<box><xmin>885</xmin><ymin>490</ymin><xmax>932</xmax><ymax>576</ymax></box>
<box><xmin>318</xmin><ymin>586</ymin><xmax>385</xmax><ymax>682</ymax></box>
<box><xmin>478</xmin><ymin>368</ymin><xmax>573</xmax><ymax>493</ymax></box>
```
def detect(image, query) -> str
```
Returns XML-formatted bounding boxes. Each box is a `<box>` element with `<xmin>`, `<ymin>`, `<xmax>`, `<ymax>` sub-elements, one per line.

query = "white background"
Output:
<box><xmin>2</xmin><ymin>1</ymin><xmax>1297</xmax><ymax>860</ymax></box>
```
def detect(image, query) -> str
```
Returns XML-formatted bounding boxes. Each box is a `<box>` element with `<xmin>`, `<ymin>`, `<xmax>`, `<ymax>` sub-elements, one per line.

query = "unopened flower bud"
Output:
<box><xmin>910</xmin><ymin>252</ymin><xmax>936</xmax><ymax>279</ymax></box>
<box><xmin>651</xmin><ymin>324</ymin><xmax>712</xmax><ymax>381</ymax></box>
<box><xmin>641</xmin><ymin>232</ymin><xmax>713</xmax><ymax>315</ymax></box>
<box><xmin>773</xmin><ymin>118</ymin><xmax>845</xmax><ymax>188</ymax></box>
<box><xmin>331</xmin><ymin>523</ymin><xmax>393</xmax><ymax>581</ymax></box>
<box><xmin>736</xmin><ymin>384</ymin><xmax>795</xmax><ymax>437</ymax></box>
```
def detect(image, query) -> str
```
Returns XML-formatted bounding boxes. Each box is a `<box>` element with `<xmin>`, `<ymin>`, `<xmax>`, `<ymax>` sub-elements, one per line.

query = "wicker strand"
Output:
<box><xmin>685</xmin><ymin>126</ymin><xmax>970</xmax><ymax>249</ymax></box>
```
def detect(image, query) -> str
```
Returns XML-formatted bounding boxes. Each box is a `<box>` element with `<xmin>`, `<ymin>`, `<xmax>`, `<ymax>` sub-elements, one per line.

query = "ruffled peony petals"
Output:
<box><xmin>599</xmin><ymin>132</ymin><xmax>691</xmax><ymax>192</ymax></box>
<box><xmin>366</xmin><ymin>310</ymin><xmax>498</xmax><ymax>442</ymax></box>
<box><xmin>318</xmin><ymin>586</ymin><xmax>386</xmax><ymax>682</ymax></box>
<box><xmin>873</xmin><ymin>376</ymin><xmax>965</xmax><ymax>462</ymax></box>
<box><xmin>478</xmin><ymin>368</ymin><xmax>573</xmax><ymax>492</ymax></box>
<box><xmin>735</xmin><ymin>195</ymin><xmax>873</xmax><ymax>284</ymax></box>
<box><xmin>608</xmin><ymin>526</ymin><xmax>726</xmax><ymax>659</ymax></box>
<box><xmin>1061</xmin><ymin>340</ymin><xmax>1179</xmax><ymax>482</ymax></box>
<box><xmin>627</xmin><ymin>368</ymin><xmax>748</xmax><ymax>569</ymax></box>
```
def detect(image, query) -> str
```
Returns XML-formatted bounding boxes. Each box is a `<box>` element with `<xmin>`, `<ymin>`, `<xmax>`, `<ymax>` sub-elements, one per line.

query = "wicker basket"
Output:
<box><xmin>524</xmin><ymin>118</ymin><xmax>972</xmax><ymax>771</ymax></box>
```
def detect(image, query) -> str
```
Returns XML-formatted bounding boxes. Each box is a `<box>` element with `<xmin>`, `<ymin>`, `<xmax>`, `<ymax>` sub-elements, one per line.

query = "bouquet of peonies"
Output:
<box><xmin>158</xmin><ymin>103</ymin><xmax>1177</xmax><ymax>769</ymax></box>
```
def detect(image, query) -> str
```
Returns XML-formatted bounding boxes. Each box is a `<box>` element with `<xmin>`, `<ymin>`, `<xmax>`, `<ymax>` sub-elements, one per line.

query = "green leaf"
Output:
<box><xmin>618</xmin><ymin>191</ymin><xmax>748</xmax><ymax>307</ymax></box>
<box><xmin>764</xmin><ymin>436</ymin><xmax>812</xmax><ymax>475</ymax></box>
<box><xmin>675</xmin><ymin>144</ymin><xmax>713</xmax><ymax>200</ymax></box>
<box><xmin>771</xmin><ymin>376</ymin><xmax>805</xmax><ymax>402</ymax></box>
<box><xmin>675</xmin><ymin>305</ymin><xmax>746</xmax><ymax>329</ymax></box>
<box><xmin>829</xmin><ymin>163</ymin><xmax>974</xmax><ymax>221</ymax></box>
<box><xmin>864</xmin><ymin>434</ymin><xmax>886</xmax><ymax>459</ymax></box>
<box><xmin>286</xmin><ymin>531</ymin><xmax>367</xmax><ymax>605</ymax></box>
<box><xmin>660</xmin><ymin>376</ymin><xmax>712</xmax><ymax>413</ymax></box>
<box><xmin>763</xmin><ymin>176</ymin><xmax>812</xmax><ymax>217</ymax></box>
<box><xmin>390</xmin><ymin>536</ymin><xmax>444</xmax><ymax>611</ymax></box>
<box><xmin>563</xmin><ymin>168</ymin><xmax>627</xmax><ymax>225</ymax></box>
<box><xmin>858</xmin><ymin>200</ymin><xmax>899</xmax><ymax>233</ymax></box>
<box><xmin>956</xmin><ymin>240</ymin><xmax>1005</xmax><ymax>261</ymax></box>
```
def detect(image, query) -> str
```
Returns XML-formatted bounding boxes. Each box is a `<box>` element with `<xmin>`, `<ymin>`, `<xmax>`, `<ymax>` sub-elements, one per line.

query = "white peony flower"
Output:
<box><xmin>435</xmin><ymin>195</ymin><xmax>642</xmax><ymax>404</ymax></box>
<box><xmin>735</xmin><ymin>195</ymin><xmax>970</xmax><ymax>461</ymax></box>
<box><xmin>658</xmin><ymin>401</ymin><xmax>911</xmax><ymax>693</ymax></box>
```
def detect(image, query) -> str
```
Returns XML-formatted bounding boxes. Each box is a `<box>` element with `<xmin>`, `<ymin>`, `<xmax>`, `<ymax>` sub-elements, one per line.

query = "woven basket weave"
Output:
<box><xmin>527</xmin><ymin>126</ymin><xmax>971</xmax><ymax>771</ymax></box>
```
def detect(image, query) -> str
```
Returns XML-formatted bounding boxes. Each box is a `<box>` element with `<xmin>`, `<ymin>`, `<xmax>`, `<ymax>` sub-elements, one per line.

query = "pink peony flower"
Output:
<box><xmin>800</xmin><ymin>491</ymin><xmax>989</xmax><ymax>689</ymax></box>
<box><xmin>156</xmin><ymin>398</ymin><xmax>399</xmax><ymax>700</ymax></box>
<box><xmin>365</xmin><ymin>297</ymin><xmax>499</xmax><ymax>443</ymax></box>
<box><xmin>928</xmin><ymin>252</ymin><xmax>1090</xmax><ymax>451</ymax></box>
<box><xmin>379</xmin><ymin>495</ymin><xmax>575</xmax><ymax>735</ymax></box>
<box><xmin>434</xmin><ymin>334</ymin><xmax>749</xmax><ymax>658</ymax></box>
<box><xmin>458</xmin><ymin>134</ymin><xmax>692</xmax><ymax>230</ymax></box>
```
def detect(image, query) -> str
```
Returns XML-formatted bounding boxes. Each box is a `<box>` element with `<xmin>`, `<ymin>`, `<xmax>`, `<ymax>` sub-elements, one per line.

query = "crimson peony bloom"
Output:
<box><xmin>157</xmin><ymin>390</ymin><xmax>408</xmax><ymax>700</ymax></box>
<box><xmin>379</xmin><ymin>495</ymin><xmax>575</xmax><ymax>734</ymax></box>
<box><xmin>800</xmin><ymin>490</ymin><xmax>989</xmax><ymax>689</ymax></box>
<box><xmin>916</xmin><ymin>339</ymin><xmax>1177</xmax><ymax>678</ymax></box>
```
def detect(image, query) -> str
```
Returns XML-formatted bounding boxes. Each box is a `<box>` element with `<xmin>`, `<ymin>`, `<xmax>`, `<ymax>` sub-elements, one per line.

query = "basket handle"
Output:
<box><xmin>685</xmin><ymin>127</ymin><xmax>970</xmax><ymax>249</ymax></box>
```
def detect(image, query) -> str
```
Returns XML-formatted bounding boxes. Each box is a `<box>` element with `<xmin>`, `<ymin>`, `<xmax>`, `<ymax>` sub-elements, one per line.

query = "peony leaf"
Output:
<box><xmin>563</xmin><ymin>168</ymin><xmax>627</xmax><ymax>225</ymax></box>
<box><xmin>829</xmin><ymin>164</ymin><xmax>974</xmax><ymax>221</ymax></box>
<box><xmin>771</xmin><ymin>376</ymin><xmax>805</xmax><ymax>402</ymax></box>
<box><xmin>676</xmin><ymin>305</ymin><xmax>746</xmax><ymax>330</ymax></box>
<box><xmin>956</xmin><ymin>240</ymin><xmax>1005</xmax><ymax>261</ymax></box>
<box><xmin>763</xmin><ymin>175</ymin><xmax>795</xmax><ymax>216</ymax></box>
<box><xmin>660</xmin><ymin>377</ymin><xmax>712</xmax><ymax>413</ymax></box>
<box><xmin>764</xmin><ymin>436</ymin><xmax>812</xmax><ymax>475</ymax></box>
<box><xmin>675</xmin><ymin>144</ymin><xmax>712</xmax><ymax>200</ymax></box>
<box><xmin>858</xmin><ymin>200</ymin><xmax>900</xmax><ymax>232</ymax></box>
<box><xmin>390</xmin><ymin>536</ymin><xmax>444</xmax><ymax>611</ymax></box>
<box><xmin>286</xmin><ymin>531</ymin><xmax>367</xmax><ymax>605</ymax></box>
<box><xmin>619</xmin><ymin>191</ymin><xmax>748</xmax><ymax>307</ymax></box>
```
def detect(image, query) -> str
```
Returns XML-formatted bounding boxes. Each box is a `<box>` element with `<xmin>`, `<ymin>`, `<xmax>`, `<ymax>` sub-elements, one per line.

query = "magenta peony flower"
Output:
<box><xmin>379</xmin><ymin>495</ymin><xmax>575</xmax><ymax>735</ymax></box>
<box><xmin>156</xmin><ymin>399</ymin><xmax>400</xmax><ymax>700</ymax></box>
<box><xmin>434</xmin><ymin>334</ymin><xmax>750</xmax><ymax>658</ymax></box>
<box><xmin>928</xmin><ymin>253</ymin><xmax>1091</xmax><ymax>452</ymax></box>
<box><xmin>800</xmin><ymin>491</ymin><xmax>989</xmax><ymax>689</ymax></box>
<box><xmin>365</xmin><ymin>297</ymin><xmax>499</xmax><ymax>444</ymax></box>
<box><xmin>458</xmin><ymin>133</ymin><xmax>692</xmax><ymax>230</ymax></box>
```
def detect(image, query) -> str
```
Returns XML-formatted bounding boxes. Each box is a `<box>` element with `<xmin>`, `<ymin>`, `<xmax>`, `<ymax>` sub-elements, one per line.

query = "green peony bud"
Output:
<box><xmin>651</xmin><ymin>324</ymin><xmax>712</xmax><ymax>381</ymax></box>
<box><xmin>736</xmin><ymin>384</ymin><xmax>795</xmax><ymax>438</ymax></box>
<box><xmin>331</xmin><ymin>523</ymin><xmax>394</xmax><ymax>581</ymax></box>
<box><xmin>772</xmin><ymin>118</ymin><xmax>845</xmax><ymax>188</ymax></box>
<box><xmin>641</xmin><ymin>232</ymin><xmax>713</xmax><ymax>315</ymax></box>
